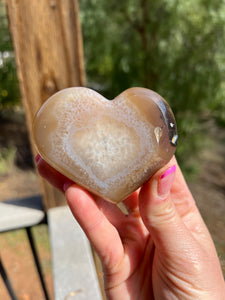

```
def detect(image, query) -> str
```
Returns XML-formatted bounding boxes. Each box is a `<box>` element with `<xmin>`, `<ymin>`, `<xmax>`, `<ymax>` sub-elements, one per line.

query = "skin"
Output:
<box><xmin>36</xmin><ymin>155</ymin><xmax>225</xmax><ymax>299</ymax></box>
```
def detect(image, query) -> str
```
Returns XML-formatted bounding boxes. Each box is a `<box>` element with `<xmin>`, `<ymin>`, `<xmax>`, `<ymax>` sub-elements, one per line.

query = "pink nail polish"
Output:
<box><xmin>35</xmin><ymin>153</ymin><xmax>41</xmax><ymax>163</ymax></box>
<box><xmin>158</xmin><ymin>165</ymin><xmax>176</xmax><ymax>197</ymax></box>
<box><xmin>160</xmin><ymin>165</ymin><xmax>176</xmax><ymax>180</ymax></box>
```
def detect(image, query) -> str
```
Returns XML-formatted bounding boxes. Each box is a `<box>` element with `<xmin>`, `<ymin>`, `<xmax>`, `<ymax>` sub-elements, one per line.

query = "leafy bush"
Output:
<box><xmin>80</xmin><ymin>0</ymin><xmax>225</xmax><ymax>176</ymax></box>
<box><xmin>0</xmin><ymin>0</ymin><xmax>20</xmax><ymax>112</ymax></box>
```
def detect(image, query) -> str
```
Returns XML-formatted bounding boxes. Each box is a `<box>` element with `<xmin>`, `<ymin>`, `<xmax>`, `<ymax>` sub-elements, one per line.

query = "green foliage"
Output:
<box><xmin>0</xmin><ymin>0</ymin><xmax>20</xmax><ymax>111</ymax></box>
<box><xmin>0</xmin><ymin>0</ymin><xmax>225</xmax><ymax>176</ymax></box>
<box><xmin>80</xmin><ymin>0</ymin><xmax>225</xmax><ymax>176</ymax></box>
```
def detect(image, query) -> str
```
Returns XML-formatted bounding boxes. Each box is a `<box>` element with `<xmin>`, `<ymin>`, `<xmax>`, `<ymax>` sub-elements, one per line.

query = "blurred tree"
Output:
<box><xmin>0</xmin><ymin>0</ymin><xmax>20</xmax><ymax>113</ymax></box>
<box><xmin>80</xmin><ymin>0</ymin><xmax>225</xmax><ymax>175</ymax></box>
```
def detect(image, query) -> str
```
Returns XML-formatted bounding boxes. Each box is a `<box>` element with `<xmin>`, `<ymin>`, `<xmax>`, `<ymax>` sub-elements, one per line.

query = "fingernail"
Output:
<box><xmin>158</xmin><ymin>165</ymin><xmax>176</xmax><ymax>198</ymax></box>
<box><xmin>63</xmin><ymin>180</ymin><xmax>73</xmax><ymax>192</ymax></box>
<box><xmin>35</xmin><ymin>153</ymin><xmax>41</xmax><ymax>163</ymax></box>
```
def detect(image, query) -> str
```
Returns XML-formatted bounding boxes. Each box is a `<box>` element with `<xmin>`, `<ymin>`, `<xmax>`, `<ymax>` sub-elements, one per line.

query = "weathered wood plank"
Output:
<box><xmin>6</xmin><ymin>0</ymin><xmax>85</xmax><ymax>209</ymax></box>
<box><xmin>48</xmin><ymin>206</ymin><xmax>102</xmax><ymax>300</ymax></box>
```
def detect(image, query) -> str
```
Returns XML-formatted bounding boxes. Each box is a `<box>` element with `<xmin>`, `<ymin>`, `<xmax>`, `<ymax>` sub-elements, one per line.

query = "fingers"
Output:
<box><xmin>122</xmin><ymin>190</ymin><xmax>140</xmax><ymax>216</ymax></box>
<box><xmin>35</xmin><ymin>154</ymin><xmax>73</xmax><ymax>192</ymax></box>
<box><xmin>36</xmin><ymin>154</ymin><xmax>126</xmax><ymax>271</ymax></box>
<box><xmin>139</xmin><ymin>158</ymin><xmax>205</xmax><ymax>254</ymax></box>
<box><xmin>65</xmin><ymin>185</ymin><xmax>124</xmax><ymax>270</ymax></box>
<box><xmin>139</xmin><ymin>159</ymin><xmax>225</xmax><ymax>298</ymax></box>
<box><xmin>169</xmin><ymin>156</ymin><xmax>197</xmax><ymax>218</ymax></box>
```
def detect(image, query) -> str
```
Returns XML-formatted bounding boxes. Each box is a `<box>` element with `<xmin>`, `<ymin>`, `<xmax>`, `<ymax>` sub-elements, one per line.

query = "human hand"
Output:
<box><xmin>36</xmin><ymin>154</ymin><xmax>225</xmax><ymax>299</ymax></box>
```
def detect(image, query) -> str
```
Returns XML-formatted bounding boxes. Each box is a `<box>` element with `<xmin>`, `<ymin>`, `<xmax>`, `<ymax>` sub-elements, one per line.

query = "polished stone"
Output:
<box><xmin>33</xmin><ymin>87</ymin><xmax>177</xmax><ymax>203</ymax></box>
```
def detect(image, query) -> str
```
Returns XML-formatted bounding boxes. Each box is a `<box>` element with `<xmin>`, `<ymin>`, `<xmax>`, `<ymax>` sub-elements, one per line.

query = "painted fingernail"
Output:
<box><xmin>63</xmin><ymin>180</ymin><xmax>73</xmax><ymax>192</ymax></box>
<box><xmin>35</xmin><ymin>153</ymin><xmax>41</xmax><ymax>163</ymax></box>
<box><xmin>158</xmin><ymin>165</ymin><xmax>176</xmax><ymax>198</ymax></box>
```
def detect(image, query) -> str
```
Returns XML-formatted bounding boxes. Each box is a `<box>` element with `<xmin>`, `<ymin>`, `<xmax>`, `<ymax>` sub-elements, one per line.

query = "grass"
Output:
<box><xmin>0</xmin><ymin>224</ymin><xmax>51</xmax><ymax>259</ymax></box>
<box><xmin>0</xmin><ymin>146</ymin><xmax>16</xmax><ymax>175</ymax></box>
<box><xmin>0</xmin><ymin>225</ymin><xmax>54</xmax><ymax>299</ymax></box>
<box><xmin>32</xmin><ymin>225</ymin><xmax>52</xmax><ymax>273</ymax></box>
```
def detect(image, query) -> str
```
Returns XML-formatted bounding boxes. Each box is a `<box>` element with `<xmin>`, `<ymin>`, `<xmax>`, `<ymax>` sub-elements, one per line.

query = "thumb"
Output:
<box><xmin>139</xmin><ymin>165</ymin><xmax>191</xmax><ymax>253</ymax></box>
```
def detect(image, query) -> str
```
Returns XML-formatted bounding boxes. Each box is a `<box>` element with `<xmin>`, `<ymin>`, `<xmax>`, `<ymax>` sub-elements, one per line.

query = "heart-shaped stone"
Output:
<box><xmin>33</xmin><ymin>87</ymin><xmax>177</xmax><ymax>203</ymax></box>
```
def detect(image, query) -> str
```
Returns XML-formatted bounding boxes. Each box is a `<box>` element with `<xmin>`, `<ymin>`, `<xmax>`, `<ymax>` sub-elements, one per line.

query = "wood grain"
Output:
<box><xmin>6</xmin><ymin>0</ymin><xmax>85</xmax><ymax>208</ymax></box>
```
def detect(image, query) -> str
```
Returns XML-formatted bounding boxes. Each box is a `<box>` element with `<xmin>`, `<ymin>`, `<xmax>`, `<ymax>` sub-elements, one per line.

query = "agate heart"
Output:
<box><xmin>33</xmin><ymin>87</ymin><xmax>178</xmax><ymax>203</ymax></box>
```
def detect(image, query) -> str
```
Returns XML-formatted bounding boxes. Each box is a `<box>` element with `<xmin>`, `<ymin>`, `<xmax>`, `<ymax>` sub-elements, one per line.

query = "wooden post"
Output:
<box><xmin>6</xmin><ymin>0</ymin><xmax>85</xmax><ymax>209</ymax></box>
